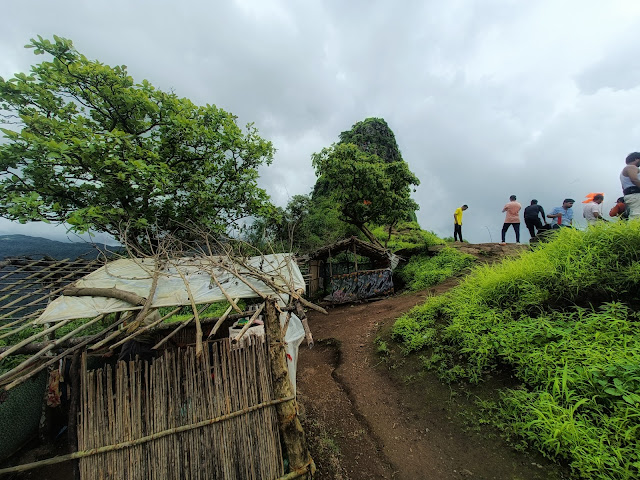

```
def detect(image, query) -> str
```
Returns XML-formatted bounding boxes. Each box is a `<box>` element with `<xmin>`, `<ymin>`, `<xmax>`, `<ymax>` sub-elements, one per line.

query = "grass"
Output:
<box><xmin>395</xmin><ymin>247</ymin><xmax>475</xmax><ymax>292</ymax></box>
<box><xmin>391</xmin><ymin>221</ymin><xmax>640</xmax><ymax>479</ymax></box>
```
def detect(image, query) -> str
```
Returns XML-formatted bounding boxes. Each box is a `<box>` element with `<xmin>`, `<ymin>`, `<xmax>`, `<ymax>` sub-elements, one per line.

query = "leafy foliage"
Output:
<box><xmin>338</xmin><ymin>117</ymin><xmax>402</xmax><ymax>164</ymax></box>
<box><xmin>392</xmin><ymin>221</ymin><xmax>640</xmax><ymax>479</ymax></box>
<box><xmin>311</xmin><ymin>142</ymin><xmax>419</xmax><ymax>244</ymax></box>
<box><xmin>246</xmin><ymin>195</ymin><xmax>356</xmax><ymax>253</ymax></box>
<box><xmin>0</xmin><ymin>36</ymin><xmax>275</xmax><ymax>251</ymax></box>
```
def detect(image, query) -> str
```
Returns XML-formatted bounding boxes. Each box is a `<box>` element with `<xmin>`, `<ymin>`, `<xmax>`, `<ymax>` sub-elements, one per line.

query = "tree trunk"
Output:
<box><xmin>264</xmin><ymin>298</ymin><xmax>315</xmax><ymax>475</ymax></box>
<box><xmin>357</xmin><ymin>223</ymin><xmax>384</xmax><ymax>249</ymax></box>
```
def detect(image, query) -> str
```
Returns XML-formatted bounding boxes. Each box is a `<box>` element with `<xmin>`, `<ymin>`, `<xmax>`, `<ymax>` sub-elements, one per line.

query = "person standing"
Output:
<box><xmin>620</xmin><ymin>152</ymin><xmax>640</xmax><ymax>219</ymax></box>
<box><xmin>547</xmin><ymin>199</ymin><xmax>575</xmax><ymax>227</ymax></box>
<box><xmin>453</xmin><ymin>204</ymin><xmax>468</xmax><ymax>242</ymax></box>
<box><xmin>501</xmin><ymin>195</ymin><xmax>521</xmax><ymax>244</ymax></box>
<box><xmin>583</xmin><ymin>194</ymin><xmax>608</xmax><ymax>225</ymax></box>
<box><xmin>523</xmin><ymin>199</ymin><xmax>547</xmax><ymax>238</ymax></box>
<box><xmin>609</xmin><ymin>197</ymin><xmax>629</xmax><ymax>220</ymax></box>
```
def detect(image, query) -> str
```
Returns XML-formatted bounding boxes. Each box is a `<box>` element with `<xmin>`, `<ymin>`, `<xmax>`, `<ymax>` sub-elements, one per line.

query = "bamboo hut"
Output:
<box><xmin>301</xmin><ymin>236</ymin><xmax>397</xmax><ymax>303</ymax></box>
<box><xmin>0</xmin><ymin>253</ymin><xmax>320</xmax><ymax>479</ymax></box>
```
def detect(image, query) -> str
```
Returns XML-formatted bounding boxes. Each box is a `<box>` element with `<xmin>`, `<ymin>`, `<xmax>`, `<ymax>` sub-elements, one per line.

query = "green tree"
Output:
<box><xmin>311</xmin><ymin>142</ymin><xmax>419</xmax><ymax>247</ymax></box>
<box><xmin>0</xmin><ymin>36</ymin><xmax>275</xmax><ymax>251</ymax></box>
<box><xmin>247</xmin><ymin>194</ymin><xmax>352</xmax><ymax>253</ymax></box>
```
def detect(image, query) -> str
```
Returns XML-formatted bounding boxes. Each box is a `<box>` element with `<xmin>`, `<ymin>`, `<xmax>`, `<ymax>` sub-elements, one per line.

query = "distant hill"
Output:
<box><xmin>0</xmin><ymin>234</ymin><xmax>123</xmax><ymax>260</ymax></box>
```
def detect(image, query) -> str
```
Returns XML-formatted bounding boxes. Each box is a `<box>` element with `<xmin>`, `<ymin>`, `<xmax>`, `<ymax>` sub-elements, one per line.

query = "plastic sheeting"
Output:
<box><xmin>37</xmin><ymin>254</ymin><xmax>305</xmax><ymax>324</ymax></box>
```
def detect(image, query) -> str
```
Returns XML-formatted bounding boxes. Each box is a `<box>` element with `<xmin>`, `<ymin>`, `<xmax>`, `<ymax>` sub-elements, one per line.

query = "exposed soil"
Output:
<box><xmin>297</xmin><ymin>244</ymin><xmax>568</xmax><ymax>480</ymax></box>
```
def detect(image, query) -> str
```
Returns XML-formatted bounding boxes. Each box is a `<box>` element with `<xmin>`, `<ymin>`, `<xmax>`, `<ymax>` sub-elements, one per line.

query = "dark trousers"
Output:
<box><xmin>454</xmin><ymin>224</ymin><xmax>463</xmax><ymax>241</ymax></box>
<box><xmin>501</xmin><ymin>222</ymin><xmax>520</xmax><ymax>242</ymax></box>
<box><xmin>525</xmin><ymin>218</ymin><xmax>543</xmax><ymax>238</ymax></box>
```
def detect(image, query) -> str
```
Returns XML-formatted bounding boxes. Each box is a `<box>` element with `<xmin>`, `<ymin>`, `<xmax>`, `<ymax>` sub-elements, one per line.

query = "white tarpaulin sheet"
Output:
<box><xmin>37</xmin><ymin>253</ymin><xmax>305</xmax><ymax>323</ymax></box>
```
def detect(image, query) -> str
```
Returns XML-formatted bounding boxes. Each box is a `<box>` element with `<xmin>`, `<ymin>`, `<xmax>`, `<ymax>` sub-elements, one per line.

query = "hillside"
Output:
<box><xmin>0</xmin><ymin>234</ymin><xmax>122</xmax><ymax>260</ymax></box>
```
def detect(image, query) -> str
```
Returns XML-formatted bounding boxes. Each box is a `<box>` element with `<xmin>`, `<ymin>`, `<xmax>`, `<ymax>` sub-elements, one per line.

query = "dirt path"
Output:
<box><xmin>297</xmin><ymin>274</ymin><xmax>564</xmax><ymax>479</ymax></box>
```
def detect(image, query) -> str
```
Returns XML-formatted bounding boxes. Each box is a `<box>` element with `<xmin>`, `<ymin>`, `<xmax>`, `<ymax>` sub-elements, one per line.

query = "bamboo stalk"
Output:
<box><xmin>0</xmin><ymin>316</ymin><xmax>77</xmax><ymax>361</ymax></box>
<box><xmin>230</xmin><ymin>303</ymin><xmax>264</xmax><ymax>345</ymax></box>
<box><xmin>2</xmin><ymin>317</ymin><xmax>125</xmax><ymax>390</ymax></box>
<box><xmin>0</xmin><ymin>314</ymin><xmax>106</xmax><ymax>384</ymax></box>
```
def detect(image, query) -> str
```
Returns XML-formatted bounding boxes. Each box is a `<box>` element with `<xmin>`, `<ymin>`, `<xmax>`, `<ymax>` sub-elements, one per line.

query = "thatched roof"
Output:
<box><xmin>301</xmin><ymin>236</ymin><xmax>391</xmax><ymax>264</ymax></box>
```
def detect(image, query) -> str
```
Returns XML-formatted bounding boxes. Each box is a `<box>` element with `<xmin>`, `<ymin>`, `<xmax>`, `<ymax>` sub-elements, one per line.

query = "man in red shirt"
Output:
<box><xmin>501</xmin><ymin>195</ymin><xmax>521</xmax><ymax>245</ymax></box>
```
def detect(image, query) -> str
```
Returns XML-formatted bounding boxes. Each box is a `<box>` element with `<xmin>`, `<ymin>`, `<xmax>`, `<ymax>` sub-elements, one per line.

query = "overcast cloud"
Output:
<box><xmin>2</xmin><ymin>0</ymin><xmax>640</xmax><ymax>245</ymax></box>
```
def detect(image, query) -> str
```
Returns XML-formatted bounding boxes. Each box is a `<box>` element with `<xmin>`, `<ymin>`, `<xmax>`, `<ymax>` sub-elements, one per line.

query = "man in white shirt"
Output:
<box><xmin>583</xmin><ymin>194</ymin><xmax>607</xmax><ymax>225</ymax></box>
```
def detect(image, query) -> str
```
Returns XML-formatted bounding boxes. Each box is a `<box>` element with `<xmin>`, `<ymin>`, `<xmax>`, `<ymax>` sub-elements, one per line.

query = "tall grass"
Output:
<box><xmin>395</xmin><ymin>247</ymin><xmax>475</xmax><ymax>292</ymax></box>
<box><xmin>392</xmin><ymin>221</ymin><xmax>640</xmax><ymax>479</ymax></box>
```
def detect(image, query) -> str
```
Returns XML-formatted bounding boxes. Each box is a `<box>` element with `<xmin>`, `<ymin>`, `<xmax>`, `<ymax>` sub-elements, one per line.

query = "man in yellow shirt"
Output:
<box><xmin>453</xmin><ymin>204</ymin><xmax>468</xmax><ymax>242</ymax></box>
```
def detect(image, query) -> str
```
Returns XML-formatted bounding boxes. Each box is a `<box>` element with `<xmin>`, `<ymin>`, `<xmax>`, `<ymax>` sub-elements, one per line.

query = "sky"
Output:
<box><xmin>2</xmin><ymin>0</ymin><xmax>640</xmax><ymax>245</ymax></box>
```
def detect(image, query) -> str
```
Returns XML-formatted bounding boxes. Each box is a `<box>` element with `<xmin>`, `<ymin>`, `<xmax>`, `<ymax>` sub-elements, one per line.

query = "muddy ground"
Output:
<box><xmin>297</xmin><ymin>245</ymin><xmax>569</xmax><ymax>480</ymax></box>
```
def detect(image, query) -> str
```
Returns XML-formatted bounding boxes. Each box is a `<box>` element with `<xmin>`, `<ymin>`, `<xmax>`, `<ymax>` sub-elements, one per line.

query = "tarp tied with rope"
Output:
<box><xmin>38</xmin><ymin>254</ymin><xmax>305</xmax><ymax>323</ymax></box>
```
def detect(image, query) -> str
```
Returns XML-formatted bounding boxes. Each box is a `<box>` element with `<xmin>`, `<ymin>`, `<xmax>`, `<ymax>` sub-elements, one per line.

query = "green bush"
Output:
<box><xmin>392</xmin><ymin>221</ymin><xmax>640</xmax><ymax>479</ymax></box>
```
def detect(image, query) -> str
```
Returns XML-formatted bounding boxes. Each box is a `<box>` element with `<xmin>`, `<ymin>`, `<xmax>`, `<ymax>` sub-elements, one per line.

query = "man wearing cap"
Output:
<box><xmin>583</xmin><ymin>194</ymin><xmax>608</xmax><ymax>225</ymax></box>
<box><xmin>620</xmin><ymin>152</ymin><xmax>640</xmax><ymax>219</ymax></box>
<box><xmin>547</xmin><ymin>199</ymin><xmax>575</xmax><ymax>227</ymax></box>
<box><xmin>453</xmin><ymin>204</ymin><xmax>468</xmax><ymax>242</ymax></box>
<box><xmin>523</xmin><ymin>199</ymin><xmax>547</xmax><ymax>238</ymax></box>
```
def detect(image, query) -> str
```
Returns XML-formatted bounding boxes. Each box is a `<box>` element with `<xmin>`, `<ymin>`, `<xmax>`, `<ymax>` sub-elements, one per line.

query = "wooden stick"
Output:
<box><xmin>0</xmin><ymin>317</ymin><xmax>78</xmax><ymax>361</ymax></box>
<box><xmin>0</xmin><ymin>314</ymin><xmax>106</xmax><ymax>384</ymax></box>
<box><xmin>207</xmin><ymin>269</ymin><xmax>242</xmax><ymax>313</ymax></box>
<box><xmin>62</xmin><ymin>287</ymin><xmax>146</xmax><ymax>306</ymax></box>
<box><xmin>150</xmin><ymin>303</ymin><xmax>211</xmax><ymax>350</ymax></box>
<box><xmin>295</xmin><ymin>300</ymin><xmax>314</xmax><ymax>348</ymax></box>
<box><xmin>230</xmin><ymin>303</ymin><xmax>264</xmax><ymax>344</ymax></box>
<box><xmin>2</xmin><ymin>317</ymin><xmax>125</xmax><ymax>390</ymax></box>
<box><xmin>215</xmin><ymin>262</ymin><xmax>267</xmax><ymax>300</ymax></box>
<box><xmin>206</xmin><ymin>298</ymin><xmax>239</xmax><ymax>339</ymax></box>
<box><xmin>172</xmin><ymin>264</ymin><xmax>204</xmax><ymax>357</ymax></box>
<box><xmin>108</xmin><ymin>307</ymin><xmax>181</xmax><ymax>350</ymax></box>
<box><xmin>128</xmin><ymin>260</ymin><xmax>163</xmax><ymax>331</ymax></box>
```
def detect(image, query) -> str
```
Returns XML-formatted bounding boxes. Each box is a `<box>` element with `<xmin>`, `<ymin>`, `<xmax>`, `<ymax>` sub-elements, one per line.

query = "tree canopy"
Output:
<box><xmin>311</xmin><ymin>118</ymin><xmax>419</xmax><ymax>246</ymax></box>
<box><xmin>0</xmin><ymin>36</ymin><xmax>275</xmax><ymax>251</ymax></box>
<box><xmin>312</xmin><ymin>142</ymin><xmax>419</xmax><ymax>245</ymax></box>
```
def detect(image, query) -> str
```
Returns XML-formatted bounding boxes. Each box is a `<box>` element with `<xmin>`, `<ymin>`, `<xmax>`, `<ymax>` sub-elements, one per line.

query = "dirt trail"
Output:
<box><xmin>297</xmin><ymin>246</ymin><xmax>564</xmax><ymax>480</ymax></box>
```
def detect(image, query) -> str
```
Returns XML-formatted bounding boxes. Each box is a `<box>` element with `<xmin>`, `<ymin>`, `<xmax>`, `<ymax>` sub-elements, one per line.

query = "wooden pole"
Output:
<box><xmin>230</xmin><ymin>303</ymin><xmax>264</xmax><ymax>344</ymax></box>
<box><xmin>68</xmin><ymin>350</ymin><xmax>81</xmax><ymax>480</ymax></box>
<box><xmin>294</xmin><ymin>301</ymin><xmax>314</xmax><ymax>348</ymax></box>
<box><xmin>264</xmin><ymin>298</ymin><xmax>315</xmax><ymax>476</ymax></box>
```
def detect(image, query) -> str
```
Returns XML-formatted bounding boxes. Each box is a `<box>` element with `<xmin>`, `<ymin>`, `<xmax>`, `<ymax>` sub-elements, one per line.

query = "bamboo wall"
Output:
<box><xmin>77</xmin><ymin>340</ymin><xmax>285</xmax><ymax>479</ymax></box>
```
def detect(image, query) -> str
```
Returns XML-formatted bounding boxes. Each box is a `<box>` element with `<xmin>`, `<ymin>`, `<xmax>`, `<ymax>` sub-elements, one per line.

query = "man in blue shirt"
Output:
<box><xmin>547</xmin><ymin>199</ymin><xmax>575</xmax><ymax>227</ymax></box>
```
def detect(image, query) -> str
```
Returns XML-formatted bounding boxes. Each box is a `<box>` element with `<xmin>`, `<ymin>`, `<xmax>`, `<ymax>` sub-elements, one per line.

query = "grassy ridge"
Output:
<box><xmin>392</xmin><ymin>222</ymin><xmax>640</xmax><ymax>479</ymax></box>
<box><xmin>395</xmin><ymin>247</ymin><xmax>475</xmax><ymax>292</ymax></box>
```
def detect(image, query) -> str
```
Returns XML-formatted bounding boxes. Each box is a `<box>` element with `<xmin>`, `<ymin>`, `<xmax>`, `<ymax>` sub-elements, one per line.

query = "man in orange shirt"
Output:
<box><xmin>501</xmin><ymin>195</ymin><xmax>521</xmax><ymax>245</ymax></box>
